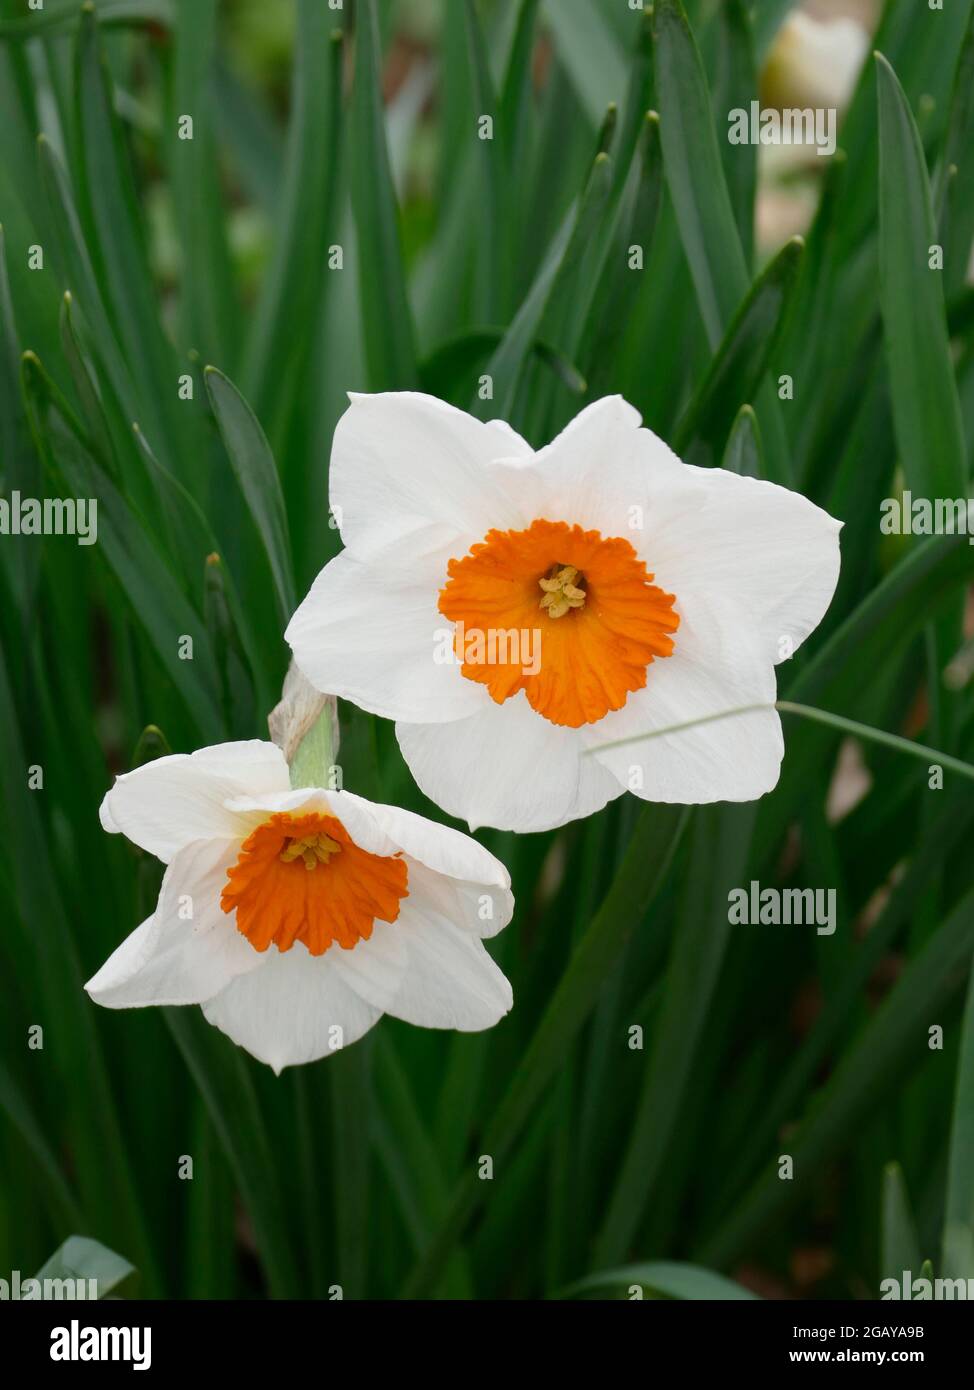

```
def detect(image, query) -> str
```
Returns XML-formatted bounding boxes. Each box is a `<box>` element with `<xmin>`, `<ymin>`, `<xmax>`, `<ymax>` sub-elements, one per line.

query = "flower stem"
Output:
<box><xmin>585</xmin><ymin>700</ymin><xmax>974</xmax><ymax>783</ymax></box>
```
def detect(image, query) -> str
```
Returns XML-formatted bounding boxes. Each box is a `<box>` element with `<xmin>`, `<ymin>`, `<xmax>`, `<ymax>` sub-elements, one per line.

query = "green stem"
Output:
<box><xmin>288</xmin><ymin>704</ymin><xmax>338</xmax><ymax>790</ymax></box>
<box><xmin>585</xmin><ymin>700</ymin><xmax>974</xmax><ymax>783</ymax></box>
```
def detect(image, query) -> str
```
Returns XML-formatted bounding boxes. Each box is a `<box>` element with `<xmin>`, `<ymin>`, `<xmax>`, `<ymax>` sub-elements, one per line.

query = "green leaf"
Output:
<box><xmin>419</xmin><ymin>329</ymin><xmax>585</xmax><ymax>403</ymax></box>
<box><xmin>719</xmin><ymin>786</ymin><xmax>974</xmax><ymax>1204</ymax></box>
<box><xmin>212</xmin><ymin>54</ymin><xmax>285</xmax><ymax>213</ymax></box>
<box><xmin>480</xmin><ymin>150</ymin><xmax>612</xmax><ymax>419</ymax></box>
<box><xmin>170</xmin><ymin>0</ymin><xmax>240</xmax><ymax>368</ymax></box>
<box><xmin>876</xmin><ymin>51</ymin><xmax>967</xmax><ymax>498</ymax></box>
<box><xmin>609</xmin><ymin>9</ymin><xmax>655</xmax><ymax>198</ymax></box>
<box><xmin>541</xmin><ymin>0</ymin><xmax>628</xmax><ymax>126</ymax></box>
<box><xmin>674</xmin><ymin>236</ymin><xmax>803</xmax><ymax>467</ymax></box>
<box><xmin>329</xmin><ymin>1037</ymin><xmax>372</xmax><ymax>1299</ymax></box>
<box><xmin>132</xmin><ymin>723</ymin><xmax>172</xmax><ymax>766</ymax></box>
<box><xmin>204</xmin><ymin>365</ymin><xmax>296</xmax><ymax>628</ymax></box>
<box><xmin>594</xmin><ymin>805</ymin><xmax>754</xmax><ymax>1266</ymax></box>
<box><xmin>584</xmin><ymin>111</ymin><xmax>664</xmax><ymax>398</ymax></box>
<box><xmin>350</xmin><ymin>0</ymin><xmax>418</xmax><ymax>389</ymax></box>
<box><xmin>713</xmin><ymin>0</ymin><xmax>756</xmax><ymax>266</ymax></box>
<box><xmin>402</xmin><ymin>803</ymin><xmax>688</xmax><ymax>1297</ymax></box>
<box><xmin>35</xmin><ymin>1236</ymin><xmax>135</xmax><ymax>1298</ymax></box>
<box><xmin>35</xmin><ymin>133</ymin><xmax>153</xmax><ymax>509</ymax></box>
<box><xmin>0</xmin><ymin>0</ymin><xmax>171</xmax><ymax>40</ymax></box>
<box><xmin>164</xmin><ymin>1007</ymin><xmax>299</xmax><ymax>1298</ymax></box>
<box><xmin>943</xmin><ymin>964</ymin><xmax>974</xmax><ymax>1278</ymax></box>
<box><xmin>22</xmin><ymin>353</ymin><xmax>224</xmax><ymax>742</ymax></box>
<box><xmin>203</xmin><ymin>551</ymin><xmax>256</xmax><ymax>737</ymax></box>
<box><xmin>937</xmin><ymin>9</ymin><xmax>974</xmax><ymax>297</ymax></box>
<box><xmin>722</xmin><ymin>403</ymin><xmax>763</xmax><ymax>477</ymax></box>
<box><xmin>653</xmin><ymin>0</ymin><xmax>792</xmax><ymax>480</ymax></box>
<box><xmin>700</xmin><ymin>885</ymin><xmax>974</xmax><ymax>1268</ymax></box>
<box><xmin>0</xmin><ymin>637</ymin><xmax>162</xmax><ymax>1291</ymax></box>
<box><xmin>73</xmin><ymin>4</ymin><xmax>179</xmax><ymax>470</ymax></box>
<box><xmin>759</xmin><ymin>529</ymin><xmax>974</xmax><ymax>861</ymax></box>
<box><xmin>131</xmin><ymin>422</ymin><xmax>267</xmax><ymax>716</ymax></box>
<box><xmin>464</xmin><ymin>0</ymin><xmax>505</xmax><ymax>320</ymax></box>
<box><xmin>243</xmin><ymin>6</ymin><xmax>342</xmax><ymax>431</ymax></box>
<box><xmin>564</xmin><ymin>1260</ymin><xmax>759</xmax><ymax>1301</ymax></box>
<box><xmin>0</xmin><ymin>1061</ymin><xmax>81</xmax><ymax>1231</ymax></box>
<box><xmin>752</xmin><ymin>0</ymin><xmax>798</xmax><ymax>59</ymax></box>
<box><xmin>881</xmin><ymin>1162</ymin><xmax>922</xmax><ymax>1284</ymax></box>
<box><xmin>58</xmin><ymin>290</ymin><xmax>118</xmax><ymax>481</ymax></box>
<box><xmin>373</xmin><ymin>1036</ymin><xmax>472</xmax><ymax>1298</ymax></box>
<box><xmin>653</xmin><ymin>0</ymin><xmax>749</xmax><ymax>347</ymax></box>
<box><xmin>499</xmin><ymin>0</ymin><xmax>542</xmax><ymax>224</ymax></box>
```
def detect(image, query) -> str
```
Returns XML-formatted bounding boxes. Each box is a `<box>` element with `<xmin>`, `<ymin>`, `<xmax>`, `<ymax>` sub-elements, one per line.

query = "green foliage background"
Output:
<box><xmin>1</xmin><ymin>0</ymin><xmax>973</xmax><ymax>1300</ymax></box>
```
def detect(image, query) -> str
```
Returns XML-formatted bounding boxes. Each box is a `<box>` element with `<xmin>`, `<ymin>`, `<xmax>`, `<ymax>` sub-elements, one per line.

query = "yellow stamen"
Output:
<box><xmin>280</xmin><ymin>832</ymin><xmax>342</xmax><ymax>870</ymax></box>
<box><xmin>539</xmin><ymin>564</ymin><xmax>586</xmax><ymax>619</ymax></box>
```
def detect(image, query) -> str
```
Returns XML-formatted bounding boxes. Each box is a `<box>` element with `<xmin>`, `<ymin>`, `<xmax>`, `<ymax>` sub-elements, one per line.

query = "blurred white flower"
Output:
<box><xmin>287</xmin><ymin>393</ymin><xmax>842</xmax><ymax>833</ymax></box>
<box><xmin>762</xmin><ymin>10</ymin><xmax>870</xmax><ymax>116</ymax></box>
<box><xmin>87</xmin><ymin>741</ymin><xmax>513</xmax><ymax>1071</ymax></box>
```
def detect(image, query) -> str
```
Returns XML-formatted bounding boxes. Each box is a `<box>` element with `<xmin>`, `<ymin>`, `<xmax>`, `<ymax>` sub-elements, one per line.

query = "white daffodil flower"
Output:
<box><xmin>86</xmin><ymin>741</ymin><xmax>514</xmax><ymax>1072</ymax></box>
<box><xmin>762</xmin><ymin>11</ymin><xmax>870</xmax><ymax>117</ymax></box>
<box><xmin>286</xmin><ymin>393</ymin><xmax>842</xmax><ymax>834</ymax></box>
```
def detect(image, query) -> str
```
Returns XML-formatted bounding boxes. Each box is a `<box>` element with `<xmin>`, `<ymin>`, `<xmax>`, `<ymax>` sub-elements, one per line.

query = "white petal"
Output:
<box><xmin>99</xmin><ymin>741</ymin><xmax>290</xmax><ymax>863</ymax></box>
<box><xmin>396</xmin><ymin>694</ymin><xmax>623</xmax><ymax>832</ymax></box>
<box><xmin>486</xmin><ymin>418</ymin><xmax>532</xmax><ymax>453</ymax></box>
<box><xmin>201</xmin><ymin>944</ymin><xmax>382</xmax><ymax>1073</ymax></box>
<box><xmin>399</xmin><ymin>858</ymin><xmax>514</xmax><ymax>939</ymax></box>
<box><xmin>329</xmin><ymin>392</ymin><xmax>525</xmax><ymax>577</ymax></box>
<box><xmin>487</xmin><ymin>396</ymin><xmax>704</xmax><ymax>540</ymax></box>
<box><xmin>326</xmin><ymin>919</ymin><xmax>408</xmax><ymax>1012</ymax></box>
<box><xmin>85</xmin><ymin>839</ymin><xmax>261</xmax><ymax>1007</ymax></box>
<box><xmin>585</xmin><ymin>603</ymin><xmax>783</xmax><ymax>803</ymax></box>
<box><xmin>380</xmin><ymin>896</ymin><xmax>512</xmax><ymax>1031</ymax></box>
<box><xmin>327</xmin><ymin>859</ymin><xmax>513</xmax><ymax>1018</ymax></box>
<box><xmin>285</xmin><ymin>548</ymin><xmax>486</xmax><ymax>723</ymax></box>
<box><xmin>650</xmin><ymin>466</ymin><xmax>842</xmax><ymax>665</ymax></box>
<box><xmin>327</xmin><ymin>791</ymin><xmax>512</xmax><ymax>889</ymax></box>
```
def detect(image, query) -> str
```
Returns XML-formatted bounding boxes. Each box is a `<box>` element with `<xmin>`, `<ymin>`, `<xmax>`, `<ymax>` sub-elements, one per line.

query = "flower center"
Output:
<box><xmin>538</xmin><ymin>564</ymin><xmax>586</xmax><ymax>618</ymax></box>
<box><xmin>439</xmin><ymin>518</ymin><xmax>680</xmax><ymax>728</ymax></box>
<box><xmin>221</xmin><ymin>811</ymin><xmax>408</xmax><ymax>956</ymax></box>
<box><xmin>279</xmin><ymin>831</ymin><xmax>342</xmax><ymax>869</ymax></box>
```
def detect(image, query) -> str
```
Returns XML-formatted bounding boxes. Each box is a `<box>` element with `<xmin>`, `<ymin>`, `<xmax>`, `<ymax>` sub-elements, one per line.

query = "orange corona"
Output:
<box><xmin>221</xmin><ymin>811</ymin><xmax>408</xmax><ymax>956</ymax></box>
<box><xmin>439</xmin><ymin>518</ymin><xmax>679</xmax><ymax>728</ymax></box>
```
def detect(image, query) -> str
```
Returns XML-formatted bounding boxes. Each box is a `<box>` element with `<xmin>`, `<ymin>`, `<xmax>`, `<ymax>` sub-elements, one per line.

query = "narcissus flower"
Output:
<box><xmin>287</xmin><ymin>394</ymin><xmax>841</xmax><ymax>833</ymax></box>
<box><xmin>86</xmin><ymin>741</ymin><xmax>513</xmax><ymax>1071</ymax></box>
<box><xmin>762</xmin><ymin>11</ymin><xmax>869</xmax><ymax>117</ymax></box>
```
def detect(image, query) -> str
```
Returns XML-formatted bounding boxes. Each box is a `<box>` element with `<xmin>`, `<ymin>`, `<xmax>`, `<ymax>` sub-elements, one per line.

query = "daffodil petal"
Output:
<box><xmin>395</xmin><ymin>857</ymin><xmax>514</xmax><ymax>940</ymax></box>
<box><xmin>585</xmin><ymin>612</ymin><xmax>782</xmax><ymax>803</ymax></box>
<box><xmin>330</xmin><ymin>391</ymin><xmax>526</xmax><ymax>575</ymax></box>
<box><xmin>369</xmin><ymin>899</ymin><xmax>512</xmax><ymax>1031</ymax></box>
<box><xmin>328</xmin><ymin>790</ymin><xmax>512</xmax><ymax>889</ymax></box>
<box><xmin>311</xmin><ymin>859</ymin><xmax>513</xmax><ymax>1018</ymax></box>
<box><xmin>201</xmin><ymin>944</ymin><xmax>382</xmax><ymax>1074</ymax></box>
<box><xmin>485</xmin><ymin>417</ymin><xmax>532</xmax><ymax>453</ymax></box>
<box><xmin>84</xmin><ymin>839</ymin><xmax>261</xmax><ymax>1007</ymax></box>
<box><xmin>488</xmin><ymin>395</ymin><xmax>705</xmax><ymax>541</ymax></box>
<box><xmin>99</xmin><ymin>741</ymin><xmax>290</xmax><ymax>864</ymax></box>
<box><xmin>396</xmin><ymin>694</ymin><xmax>622</xmax><ymax>833</ymax></box>
<box><xmin>286</xmin><ymin>548</ymin><xmax>486</xmax><ymax>723</ymax></box>
<box><xmin>325</xmin><ymin>919</ymin><xmax>408</xmax><ymax>1011</ymax></box>
<box><xmin>652</xmin><ymin>465</ymin><xmax>842</xmax><ymax>665</ymax></box>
